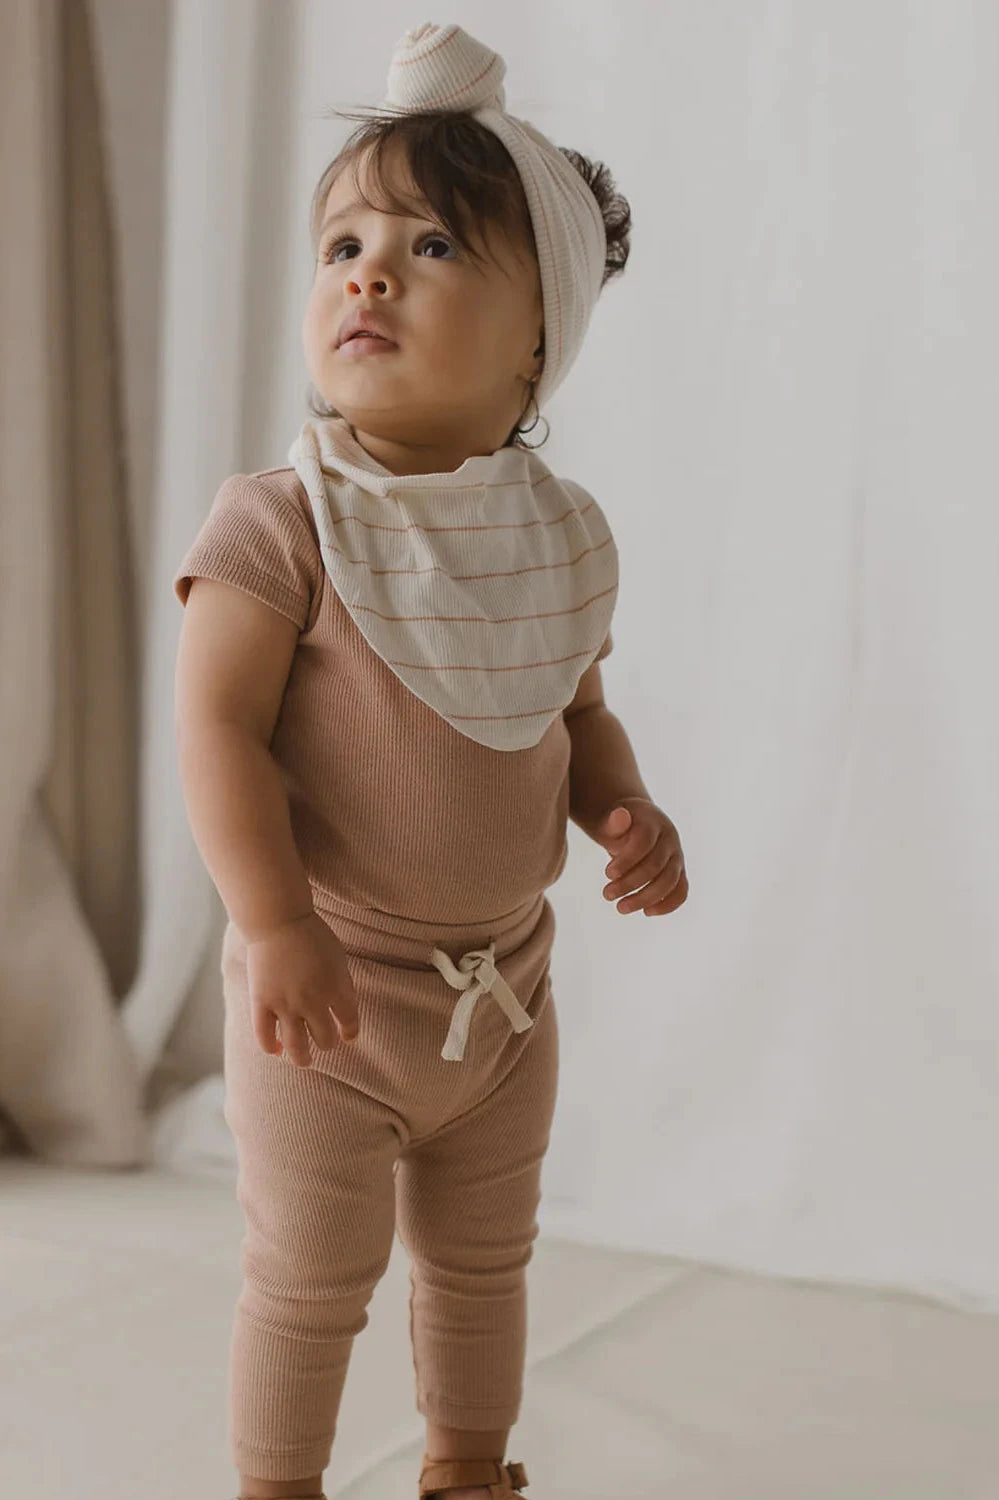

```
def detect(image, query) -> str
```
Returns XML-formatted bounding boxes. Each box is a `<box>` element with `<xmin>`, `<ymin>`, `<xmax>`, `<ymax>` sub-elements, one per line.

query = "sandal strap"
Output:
<box><xmin>418</xmin><ymin>1453</ymin><xmax>528</xmax><ymax>1495</ymax></box>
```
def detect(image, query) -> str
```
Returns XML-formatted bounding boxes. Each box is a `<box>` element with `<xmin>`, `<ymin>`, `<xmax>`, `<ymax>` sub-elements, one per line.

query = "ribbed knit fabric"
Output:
<box><xmin>286</xmin><ymin>416</ymin><xmax>618</xmax><ymax>752</ymax></box>
<box><xmin>173</xmin><ymin>467</ymin><xmax>603</xmax><ymax>1479</ymax></box>
<box><xmin>220</xmin><ymin>894</ymin><xmax>559</xmax><ymax>1480</ymax></box>
<box><xmin>173</xmin><ymin>468</ymin><xmax>611</xmax><ymax>926</ymax></box>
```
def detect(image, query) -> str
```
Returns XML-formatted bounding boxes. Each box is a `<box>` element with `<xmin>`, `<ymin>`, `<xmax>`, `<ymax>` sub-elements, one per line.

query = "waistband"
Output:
<box><xmin>310</xmin><ymin>891</ymin><xmax>553</xmax><ymax>1062</ymax></box>
<box><xmin>309</xmin><ymin>889</ymin><xmax>550</xmax><ymax>969</ymax></box>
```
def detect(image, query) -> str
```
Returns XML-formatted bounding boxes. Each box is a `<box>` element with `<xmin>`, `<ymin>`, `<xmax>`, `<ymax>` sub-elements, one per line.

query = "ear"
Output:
<box><xmin>533</xmin><ymin>330</ymin><xmax>545</xmax><ymax>378</ymax></box>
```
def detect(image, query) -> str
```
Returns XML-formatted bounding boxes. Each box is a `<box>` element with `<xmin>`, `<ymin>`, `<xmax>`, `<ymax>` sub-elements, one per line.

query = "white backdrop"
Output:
<box><xmin>110</xmin><ymin>0</ymin><xmax>998</xmax><ymax>1313</ymax></box>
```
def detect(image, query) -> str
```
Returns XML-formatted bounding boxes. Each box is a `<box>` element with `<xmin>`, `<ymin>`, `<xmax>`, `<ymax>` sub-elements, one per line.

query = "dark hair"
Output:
<box><xmin>305</xmin><ymin>106</ymin><xmax>632</xmax><ymax>449</ymax></box>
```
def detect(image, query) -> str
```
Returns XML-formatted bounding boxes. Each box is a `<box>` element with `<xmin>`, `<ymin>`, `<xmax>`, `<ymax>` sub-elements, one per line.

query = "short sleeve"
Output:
<box><xmin>173</xmin><ymin>474</ymin><xmax>319</xmax><ymax>631</ymax></box>
<box><xmin>595</xmin><ymin>631</ymin><xmax>614</xmax><ymax>662</ymax></box>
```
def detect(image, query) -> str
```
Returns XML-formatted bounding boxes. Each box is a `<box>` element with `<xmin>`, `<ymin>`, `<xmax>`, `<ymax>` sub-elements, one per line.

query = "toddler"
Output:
<box><xmin>173</xmin><ymin>22</ymin><xmax>687</xmax><ymax>1500</ymax></box>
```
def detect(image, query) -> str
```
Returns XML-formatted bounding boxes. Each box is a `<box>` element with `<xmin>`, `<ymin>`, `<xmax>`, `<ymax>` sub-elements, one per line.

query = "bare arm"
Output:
<box><xmin>174</xmin><ymin>578</ymin><xmax>314</xmax><ymax>942</ymax></box>
<box><xmin>563</xmin><ymin>661</ymin><xmax>652</xmax><ymax>842</ymax></box>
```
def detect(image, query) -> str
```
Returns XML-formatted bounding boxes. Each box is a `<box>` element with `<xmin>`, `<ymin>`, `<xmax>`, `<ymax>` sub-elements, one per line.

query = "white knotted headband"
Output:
<box><xmin>375</xmin><ymin>21</ymin><xmax>606</xmax><ymax>412</ymax></box>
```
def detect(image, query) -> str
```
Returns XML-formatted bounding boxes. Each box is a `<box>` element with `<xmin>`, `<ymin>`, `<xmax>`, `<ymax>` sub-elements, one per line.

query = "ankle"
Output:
<box><xmin>237</xmin><ymin>1482</ymin><xmax>325</xmax><ymax>1499</ymax></box>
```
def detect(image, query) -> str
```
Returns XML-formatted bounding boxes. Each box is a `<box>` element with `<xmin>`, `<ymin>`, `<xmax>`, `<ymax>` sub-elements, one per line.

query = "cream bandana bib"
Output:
<box><xmin>287</xmin><ymin>416</ymin><xmax>618</xmax><ymax>752</ymax></box>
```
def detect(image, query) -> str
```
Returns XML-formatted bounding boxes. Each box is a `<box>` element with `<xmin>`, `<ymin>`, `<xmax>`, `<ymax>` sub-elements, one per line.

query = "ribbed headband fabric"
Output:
<box><xmin>376</xmin><ymin>21</ymin><xmax>606</xmax><ymax>411</ymax></box>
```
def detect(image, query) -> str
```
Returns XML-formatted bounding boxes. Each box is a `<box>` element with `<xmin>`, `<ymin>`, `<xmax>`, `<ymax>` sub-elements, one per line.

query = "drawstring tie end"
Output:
<box><xmin>429</xmin><ymin>940</ymin><xmax>534</xmax><ymax>1061</ymax></box>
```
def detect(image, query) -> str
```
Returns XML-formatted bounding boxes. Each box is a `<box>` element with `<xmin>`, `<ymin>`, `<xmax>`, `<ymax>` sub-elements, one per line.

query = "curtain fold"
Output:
<box><xmin>0</xmin><ymin>0</ymin><xmax>145</xmax><ymax>1164</ymax></box>
<box><xmin>46</xmin><ymin>0</ymin><xmax>140</xmax><ymax>1004</ymax></box>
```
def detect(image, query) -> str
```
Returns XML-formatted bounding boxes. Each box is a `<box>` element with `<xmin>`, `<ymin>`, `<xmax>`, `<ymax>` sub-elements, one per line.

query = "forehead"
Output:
<box><xmin>323</xmin><ymin>142</ymin><xmax>425</xmax><ymax>220</ymax></box>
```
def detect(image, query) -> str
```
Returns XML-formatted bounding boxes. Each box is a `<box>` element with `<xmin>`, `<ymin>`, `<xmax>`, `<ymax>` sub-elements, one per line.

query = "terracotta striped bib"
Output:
<box><xmin>288</xmin><ymin>416</ymin><xmax>618</xmax><ymax>752</ymax></box>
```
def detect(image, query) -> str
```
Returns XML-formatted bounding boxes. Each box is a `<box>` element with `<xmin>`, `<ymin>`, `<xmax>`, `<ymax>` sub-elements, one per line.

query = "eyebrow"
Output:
<box><xmin>317</xmin><ymin>196</ymin><xmax>434</xmax><ymax>241</ymax></box>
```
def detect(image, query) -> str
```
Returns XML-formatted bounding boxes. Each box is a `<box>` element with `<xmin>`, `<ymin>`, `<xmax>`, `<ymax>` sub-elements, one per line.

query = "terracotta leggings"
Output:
<box><xmin>220</xmin><ymin>893</ymin><xmax>560</xmax><ymax>1483</ymax></box>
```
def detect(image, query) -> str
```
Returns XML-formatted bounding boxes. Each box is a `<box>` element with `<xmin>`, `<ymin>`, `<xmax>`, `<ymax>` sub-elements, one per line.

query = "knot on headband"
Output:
<box><xmin>375</xmin><ymin>21</ymin><xmax>606</xmax><ymax>412</ymax></box>
<box><xmin>384</xmin><ymin>20</ymin><xmax>506</xmax><ymax>115</ymax></box>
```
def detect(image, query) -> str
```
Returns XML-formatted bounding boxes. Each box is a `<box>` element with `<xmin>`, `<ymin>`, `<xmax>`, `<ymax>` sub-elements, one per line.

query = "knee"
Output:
<box><xmin>239</xmin><ymin>1240</ymin><xmax>394</xmax><ymax>1337</ymax></box>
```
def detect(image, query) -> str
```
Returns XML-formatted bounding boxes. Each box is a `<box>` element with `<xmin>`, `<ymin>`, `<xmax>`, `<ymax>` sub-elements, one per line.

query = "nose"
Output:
<box><xmin>344</xmin><ymin>246</ymin><xmax>399</xmax><ymax>298</ymax></box>
<box><xmin>346</xmin><ymin>270</ymin><xmax>389</xmax><ymax>296</ymax></box>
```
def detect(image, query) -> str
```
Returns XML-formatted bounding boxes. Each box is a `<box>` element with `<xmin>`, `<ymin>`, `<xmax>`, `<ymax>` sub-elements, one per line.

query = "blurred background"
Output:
<box><xmin>2</xmin><ymin>2</ymin><xmax>997</xmax><ymax>1497</ymax></box>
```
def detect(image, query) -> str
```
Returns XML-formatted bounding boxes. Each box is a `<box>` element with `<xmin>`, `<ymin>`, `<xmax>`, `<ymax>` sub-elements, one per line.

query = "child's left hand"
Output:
<box><xmin>595</xmin><ymin>797</ymin><xmax>688</xmax><ymax>916</ymax></box>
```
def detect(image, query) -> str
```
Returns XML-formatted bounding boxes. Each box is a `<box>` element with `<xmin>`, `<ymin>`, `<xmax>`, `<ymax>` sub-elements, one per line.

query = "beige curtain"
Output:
<box><xmin>0</xmin><ymin>0</ymin><xmax>146</xmax><ymax>1164</ymax></box>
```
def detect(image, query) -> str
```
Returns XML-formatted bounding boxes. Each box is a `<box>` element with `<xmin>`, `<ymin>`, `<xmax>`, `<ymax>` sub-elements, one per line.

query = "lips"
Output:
<box><xmin>337</xmin><ymin>332</ymin><xmax>399</xmax><ymax>358</ymax></box>
<box><xmin>337</xmin><ymin>309</ymin><xmax>399</xmax><ymax>346</ymax></box>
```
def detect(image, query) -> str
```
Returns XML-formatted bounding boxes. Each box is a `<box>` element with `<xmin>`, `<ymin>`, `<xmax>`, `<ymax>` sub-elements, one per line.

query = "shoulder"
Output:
<box><xmin>527</xmin><ymin>456</ymin><xmax>602</xmax><ymax>516</ymax></box>
<box><xmin>545</xmin><ymin>471</ymin><xmax>616</xmax><ymax>549</ymax></box>
<box><xmin>174</xmin><ymin>467</ymin><xmax>323</xmax><ymax>627</ymax></box>
<box><xmin>226</xmin><ymin>466</ymin><xmax>321</xmax><ymax>549</ymax></box>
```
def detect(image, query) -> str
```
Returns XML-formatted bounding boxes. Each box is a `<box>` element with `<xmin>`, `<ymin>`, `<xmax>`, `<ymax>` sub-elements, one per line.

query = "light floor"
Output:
<box><xmin>1</xmin><ymin>1157</ymin><xmax>996</xmax><ymax>1500</ymax></box>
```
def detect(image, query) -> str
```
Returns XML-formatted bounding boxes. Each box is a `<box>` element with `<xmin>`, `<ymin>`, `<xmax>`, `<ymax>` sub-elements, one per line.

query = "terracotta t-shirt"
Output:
<box><xmin>174</xmin><ymin>467</ymin><xmax>612</xmax><ymax>927</ymax></box>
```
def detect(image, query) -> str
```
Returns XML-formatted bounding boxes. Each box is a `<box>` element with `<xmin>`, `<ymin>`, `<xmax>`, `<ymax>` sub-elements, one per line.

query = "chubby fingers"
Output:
<box><xmin>603</xmin><ymin>831</ymin><xmax>667</xmax><ymax>903</ymax></box>
<box><xmin>605</xmin><ymin>843</ymin><xmax>685</xmax><ymax>915</ymax></box>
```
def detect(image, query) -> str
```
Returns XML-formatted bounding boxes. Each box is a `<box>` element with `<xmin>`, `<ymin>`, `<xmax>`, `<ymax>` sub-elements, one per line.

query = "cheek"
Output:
<box><xmin>303</xmin><ymin>287</ymin><xmax>336</xmax><ymax>360</ymax></box>
<box><xmin>472</xmin><ymin>306</ymin><xmax>521</xmax><ymax>365</ymax></box>
<box><xmin>440</xmin><ymin>296</ymin><xmax>507</xmax><ymax>363</ymax></box>
<box><xmin>302</xmin><ymin>294</ymin><xmax>319</xmax><ymax>350</ymax></box>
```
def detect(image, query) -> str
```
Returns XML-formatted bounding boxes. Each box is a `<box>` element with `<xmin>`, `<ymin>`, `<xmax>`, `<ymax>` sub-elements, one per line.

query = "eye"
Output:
<box><xmin>321</xmin><ymin>237</ymin><xmax>353</xmax><ymax>264</ymax></box>
<box><xmin>320</xmin><ymin>230</ymin><xmax>457</xmax><ymax>263</ymax></box>
<box><xmin>417</xmin><ymin>234</ymin><xmax>457</xmax><ymax>259</ymax></box>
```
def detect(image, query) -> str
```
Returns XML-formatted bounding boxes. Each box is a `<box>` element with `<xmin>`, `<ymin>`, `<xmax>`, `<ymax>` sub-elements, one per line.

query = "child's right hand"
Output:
<box><xmin>244</xmin><ymin>911</ymin><xmax>360</xmax><ymax>1067</ymax></box>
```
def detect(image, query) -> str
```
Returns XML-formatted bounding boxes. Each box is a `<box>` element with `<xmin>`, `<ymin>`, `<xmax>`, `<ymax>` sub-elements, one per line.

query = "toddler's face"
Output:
<box><xmin>302</xmin><ymin>143</ymin><xmax>544</xmax><ymax>475</ymax></box>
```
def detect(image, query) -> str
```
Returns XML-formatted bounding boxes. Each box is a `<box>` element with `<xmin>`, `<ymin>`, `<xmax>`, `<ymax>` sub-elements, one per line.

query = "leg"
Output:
<box><xmin>424</xmin><ymin>1422</ymin><xmax>510</xmax><ymax>1463</ymax></box>
<box><xmin>395</xmin><ymin>993</ymin><xmax>559</xmax><ymax>1438</ymax></box>
<box><xmin>224</xmin><ymin>977</ymin><xmax>402</xmax><ymax>1488</ymax></box>
<box><xmin>237</xmin><ymin>1477</ymin><xmax>323</xmax><ymax>1500</ymax></box>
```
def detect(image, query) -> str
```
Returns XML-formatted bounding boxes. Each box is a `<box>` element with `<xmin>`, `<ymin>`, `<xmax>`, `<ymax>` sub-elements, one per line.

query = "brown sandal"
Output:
<box><xmin>418</xmin><ymin>1452</ymin><xmax>529</xmax><ymax>1498</ymax></box>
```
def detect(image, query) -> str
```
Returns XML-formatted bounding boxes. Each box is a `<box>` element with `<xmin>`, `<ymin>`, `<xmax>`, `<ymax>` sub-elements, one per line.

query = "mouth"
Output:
<box><xmin>337</xmin><ymin>332</ymin><xmax>399</xmax><ymax>356</ymax></box>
